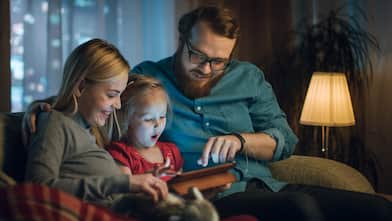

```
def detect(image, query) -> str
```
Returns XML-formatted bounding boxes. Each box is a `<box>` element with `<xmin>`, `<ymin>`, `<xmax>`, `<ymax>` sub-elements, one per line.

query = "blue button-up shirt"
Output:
<box><xmin>132</xmin><ymin>56</ymin><xmax>298</xmax><ymax>194</ymax></box>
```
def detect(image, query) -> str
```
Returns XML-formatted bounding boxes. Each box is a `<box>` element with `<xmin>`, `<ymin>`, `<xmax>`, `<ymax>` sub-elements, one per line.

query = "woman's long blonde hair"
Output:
<box><xmin>53</xmin><ymin>39</ymin><xmax>130</xmax><ymax>114</ymax></box>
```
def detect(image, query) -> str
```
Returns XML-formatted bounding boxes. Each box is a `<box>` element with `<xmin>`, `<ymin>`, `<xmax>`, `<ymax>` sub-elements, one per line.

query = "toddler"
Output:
<box><xmin>107</xmin><ymin>75</ymin><xmax>183</xmax><ymax>181</ymax></box>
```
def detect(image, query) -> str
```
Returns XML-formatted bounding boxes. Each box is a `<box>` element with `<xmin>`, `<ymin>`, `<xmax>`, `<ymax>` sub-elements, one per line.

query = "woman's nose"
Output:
<box><xmin>113</xmin><ymin>96</ymin><xmax>121</xmax><ymax>109</ymax></box>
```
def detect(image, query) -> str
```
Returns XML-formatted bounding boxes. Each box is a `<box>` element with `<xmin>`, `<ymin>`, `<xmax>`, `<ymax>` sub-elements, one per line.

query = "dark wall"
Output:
<box><xmin>0</xmin><ymin>1</ymin><xmax>11</xmax><ymax>112</ymax></box>
<box><xmin>197</xmin><ymin>0</ymin><xmax>292</xmax><ymax>79</ymax></box>
<box><xmin>364</xmin><ymin>1</ymin><xmax>392</xmax><ymax>194</ymax></box>
<box><xmin>195</xmin><ymin>0</ymin><xmax>392</xmax><ymax>194</ymax></box>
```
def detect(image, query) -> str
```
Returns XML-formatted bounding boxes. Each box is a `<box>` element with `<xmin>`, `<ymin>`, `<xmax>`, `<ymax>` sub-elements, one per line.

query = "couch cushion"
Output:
<box><xmin>0</xmin><ymin>112</ymin><xmax>26</xmax><ymax>182</ymax></box>
<box><xmin>270</xmin><ymin>155</ymin><xmax>375</xmax><ymax>194</ymax></box>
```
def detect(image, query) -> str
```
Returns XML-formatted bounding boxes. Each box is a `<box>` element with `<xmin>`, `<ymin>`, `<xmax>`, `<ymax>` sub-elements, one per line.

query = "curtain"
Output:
<box><xmin>10</xmin><ymin>0</ymin><xmax>176</xmax><ymax>112</ymax></box>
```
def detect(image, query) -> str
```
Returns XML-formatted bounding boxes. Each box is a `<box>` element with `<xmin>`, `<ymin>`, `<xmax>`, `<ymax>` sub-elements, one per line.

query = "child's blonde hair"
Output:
<box><xmin>117</xmin><ymin>74</ymin><xmax>172</xmax><ymax>136</ymax></box>
<box><xmin>53</xmin><ymin>38</ymin><xmax>130</xmax><ymax>114</ymax></box>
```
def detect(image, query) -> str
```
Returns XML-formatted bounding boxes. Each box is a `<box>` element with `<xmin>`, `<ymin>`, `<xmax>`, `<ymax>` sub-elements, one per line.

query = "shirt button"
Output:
<box><xmin>196</xmin><ymin>106</ymin><xmax>202</xmax><ymax>111</ymax></box>
<box><xmin>205</xmin><ymin>122</ymin><xmax>210</xmax><ymax>127</ymax></box>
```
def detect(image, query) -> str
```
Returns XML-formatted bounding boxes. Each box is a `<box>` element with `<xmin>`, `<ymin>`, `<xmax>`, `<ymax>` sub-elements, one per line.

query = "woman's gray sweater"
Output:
<box><xmin>25</xmin><ymin>110</ymin><xmax>131</xmax><ymax>206</ymax></box>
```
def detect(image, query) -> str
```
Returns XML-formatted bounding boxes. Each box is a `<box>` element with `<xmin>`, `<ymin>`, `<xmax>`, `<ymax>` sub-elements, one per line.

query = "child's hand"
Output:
<box><xmin>158</xmin><ymin>168</ymin><xmax>182</xmax><ymax>177</ymax></box>
<box><xmin>151</xmin><ymin>157</ymin><xmax>181</xmax><ymax>178</ymax></box>
<box><xmin>150</xmin><ymin>157</ymin><xmax>170</xmax><ymax>176</ymax></box>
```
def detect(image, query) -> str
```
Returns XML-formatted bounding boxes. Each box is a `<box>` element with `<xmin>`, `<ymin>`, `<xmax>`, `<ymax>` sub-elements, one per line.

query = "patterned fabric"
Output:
<box><xmin>0</xmin><ymin>184</ymin><xmax>259</xmax><ymax>221</ymax></box>
<box><xmin>0</xmin><ymin>184</ymin><xmax>137</xmax><ymax>221</ymax></box>
<box><xmin>107</xmin><ymin>141</ymin><xmax>183</xmax><ymax>181</ymax></box>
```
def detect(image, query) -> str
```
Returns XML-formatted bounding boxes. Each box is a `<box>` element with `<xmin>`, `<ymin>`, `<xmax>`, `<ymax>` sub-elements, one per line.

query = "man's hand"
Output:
<box><xmin>22</xmin><ymin>102</ymin><xmax>52</xmax><ymax>146</ymax></box>
<box><xmin>198</xmin><ymin>135</ymin><xmax>241</xmax><ymax>167</ymax></box>
<box><xmin>129</xmin><ymin>174</ymin><xmax>168</xmax><ymax>203</ymax></box>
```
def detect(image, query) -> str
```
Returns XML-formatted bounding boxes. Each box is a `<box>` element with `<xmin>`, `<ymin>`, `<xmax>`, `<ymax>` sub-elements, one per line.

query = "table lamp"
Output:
<box><xmin>300</xmin><ymin>72</ymin><xmax>355</xmax><ymax>158</ymax></box>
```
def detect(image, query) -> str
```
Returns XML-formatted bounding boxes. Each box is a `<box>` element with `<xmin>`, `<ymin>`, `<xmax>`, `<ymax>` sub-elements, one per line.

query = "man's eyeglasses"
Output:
<box><xmin>185</xmin><ymin>41</ymin><xmax>230</xmax><ymax>71</ymax></box>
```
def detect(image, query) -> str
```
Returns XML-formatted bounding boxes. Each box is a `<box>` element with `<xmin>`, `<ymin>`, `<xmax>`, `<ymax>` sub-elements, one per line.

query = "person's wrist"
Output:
<box><xmin>229</xmin><ymin>133</ymin><xmax>246</xmax><ymax>153</ymax></box>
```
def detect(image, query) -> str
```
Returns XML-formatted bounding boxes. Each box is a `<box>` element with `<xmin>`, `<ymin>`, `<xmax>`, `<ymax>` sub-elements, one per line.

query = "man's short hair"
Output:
<box><xmin>178</xmin><ymin>6</ymin><xmax>240</xmax><ymax>41</ymax></box>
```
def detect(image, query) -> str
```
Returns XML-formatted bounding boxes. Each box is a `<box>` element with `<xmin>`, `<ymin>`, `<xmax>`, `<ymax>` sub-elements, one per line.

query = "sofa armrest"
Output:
<box><xmin>269</xmin><ymin>155</ymin><xmax>375</xmax><ymax>194</ymax></box>
<box><xmin>0</xmin><ymin>112</ymin><xmax>26</xmax><ymax>182</ymax></box>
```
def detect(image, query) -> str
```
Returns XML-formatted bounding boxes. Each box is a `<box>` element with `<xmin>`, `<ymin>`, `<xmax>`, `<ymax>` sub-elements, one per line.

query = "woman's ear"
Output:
<box><xmin>75</xmin><ymin>79</ymin><xmax>86</xmax><ymax>97</ymax></box>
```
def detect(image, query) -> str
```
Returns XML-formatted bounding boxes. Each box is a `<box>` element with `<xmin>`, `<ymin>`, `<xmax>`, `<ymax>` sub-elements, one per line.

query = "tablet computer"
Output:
<box><xmin>170</xmin><ymin>161</ymin><xmax>236</xmax><ymax>182</ymax></box>
<box><xmin>168</xmin><ymin>161</ymin><xmax>236</xmax><ymax>195</ymax></box>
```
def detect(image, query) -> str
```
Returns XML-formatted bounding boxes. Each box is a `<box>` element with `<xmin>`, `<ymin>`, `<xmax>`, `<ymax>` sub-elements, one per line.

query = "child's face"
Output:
<box><xmin>127</xmin><ymin>89</ymin><xmax>168</xmax><ymax>148</ymax></box>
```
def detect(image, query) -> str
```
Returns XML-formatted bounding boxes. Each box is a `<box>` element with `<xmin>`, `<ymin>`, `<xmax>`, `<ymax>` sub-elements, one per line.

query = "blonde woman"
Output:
<box><xmin>25</xmin><ymin>39</ymin><xmax>168</xmax><ymax>209</ymax></box>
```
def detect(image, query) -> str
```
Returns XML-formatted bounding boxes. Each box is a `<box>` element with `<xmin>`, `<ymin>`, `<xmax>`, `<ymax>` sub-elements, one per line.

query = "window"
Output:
<box><xmin>10</xmin><ymin>0</ymin><xmax>176</xmax><ymax>111</ymax></box>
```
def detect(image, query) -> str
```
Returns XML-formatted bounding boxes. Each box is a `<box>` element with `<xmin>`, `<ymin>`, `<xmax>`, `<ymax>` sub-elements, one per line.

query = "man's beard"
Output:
<box><xmin>175</xmin><ymin>67</ymin><xmax>222</xmax><ymax>99</ymax></box>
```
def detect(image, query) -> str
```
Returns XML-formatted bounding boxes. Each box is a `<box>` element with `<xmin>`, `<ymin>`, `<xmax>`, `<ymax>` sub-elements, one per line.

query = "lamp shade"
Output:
<box><xmin>300</xmin><ymin>72</ymin><xmax>355</xmax><ymax>127</ymax></box>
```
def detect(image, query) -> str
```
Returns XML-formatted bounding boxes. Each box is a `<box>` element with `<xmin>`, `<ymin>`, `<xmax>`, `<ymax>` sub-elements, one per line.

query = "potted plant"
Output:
<box><xmin>272</xmin><ymin>5</ymin><xmax>380</xmax><ymax>186</ymax></box>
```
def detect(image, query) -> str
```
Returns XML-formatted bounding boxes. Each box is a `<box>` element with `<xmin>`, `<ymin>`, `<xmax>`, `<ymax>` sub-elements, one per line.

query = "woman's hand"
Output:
<box><xmin>129</xmin><ymin>174</ymin><xmax>168</xmax><ymax>203</ymax></box>
<box><xmin>22</xmin><ymin>102</ymin><xmax>52</xmax><ymax>146</ymax></box>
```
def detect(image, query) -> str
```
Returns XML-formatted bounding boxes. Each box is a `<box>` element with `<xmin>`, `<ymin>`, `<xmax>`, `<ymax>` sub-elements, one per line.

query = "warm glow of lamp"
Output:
<box><xmin>300</xmin><ymin>72</ymin><xmax>355</xmax><ymax>157</ymax></box>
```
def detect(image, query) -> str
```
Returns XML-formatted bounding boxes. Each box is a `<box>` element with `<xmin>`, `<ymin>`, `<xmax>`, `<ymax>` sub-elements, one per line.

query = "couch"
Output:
<box><xmin>0</xmin><ymin>112</ymin><xmax>375</xmax><ymax>220</ymax></box>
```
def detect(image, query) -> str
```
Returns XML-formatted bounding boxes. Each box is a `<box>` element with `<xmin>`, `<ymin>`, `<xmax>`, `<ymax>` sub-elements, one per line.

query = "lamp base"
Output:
<box><xmin>321</xmin><ymin>126</ymin><xmax>329</xmax><ymax>158</ymax></box>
